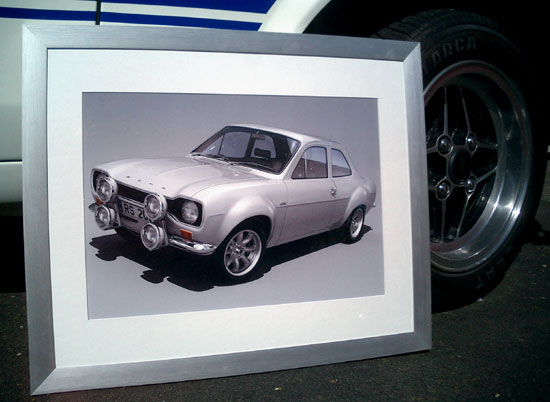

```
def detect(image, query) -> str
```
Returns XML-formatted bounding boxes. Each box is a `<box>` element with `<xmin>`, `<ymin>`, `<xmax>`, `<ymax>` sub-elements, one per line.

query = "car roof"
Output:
<box><xmin>228</xmin><ymin>124</ymin><xmax>342</xmax><ymax>148</ymax></box>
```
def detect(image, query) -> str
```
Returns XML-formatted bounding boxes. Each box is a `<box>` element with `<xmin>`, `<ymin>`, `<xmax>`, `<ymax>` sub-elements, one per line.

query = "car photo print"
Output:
<box><xmin>89</xmin><ymin>125</ymin><xmax>377</xmax><ymax>282</ymax></box>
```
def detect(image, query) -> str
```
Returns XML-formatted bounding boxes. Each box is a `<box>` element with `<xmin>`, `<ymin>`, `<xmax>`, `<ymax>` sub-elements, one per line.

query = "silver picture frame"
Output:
<box><xmin>22</xmin><ymin>24</ymin><xmax>430</xmax><ymax>395</ymax></box>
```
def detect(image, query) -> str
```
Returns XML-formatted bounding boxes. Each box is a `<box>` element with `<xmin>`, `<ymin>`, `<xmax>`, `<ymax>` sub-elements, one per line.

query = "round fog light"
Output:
<box><xmin>144</xmin><ymin>194</ymin><xmax>167</xmax><ymax>221</ymax></box>
<box><xmin>141</xmin><ymin>223</ymin><xmax>166</xmax><ymax>250</ymax></box>
<box><xmin>95</xmin><ymin>205</ymin><xmax>116</xmax><ymax>230</ymax></box>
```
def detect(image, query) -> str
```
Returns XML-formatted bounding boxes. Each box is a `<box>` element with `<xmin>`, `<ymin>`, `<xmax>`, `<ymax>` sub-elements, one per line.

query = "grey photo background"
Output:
<box><xmin>82</xmin><ymin>93</ymin><xmax>383</xmax><ymax>319</ymax></box>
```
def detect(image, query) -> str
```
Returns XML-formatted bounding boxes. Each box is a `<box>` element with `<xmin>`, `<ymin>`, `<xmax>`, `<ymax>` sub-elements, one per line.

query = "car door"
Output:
<box><xmin>280</xmin><ymin>146</ymin><xmax>336</xmax><ymax>242</ymax></box>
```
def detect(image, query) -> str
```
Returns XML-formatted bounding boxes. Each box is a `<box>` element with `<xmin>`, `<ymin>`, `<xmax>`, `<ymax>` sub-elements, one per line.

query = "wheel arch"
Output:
<box><xmin>343</xmin><ymin>180</ymin><xmax>374</xmax><ymax>224</ymax></box>
<box><xmin>217</xmin><ymin>197</ymin><xmax>275</xmax><ymax>245</ymax></box>
<box><xmin>235</xmin><ymin>215</ymin><xmax>272</xmax><ymax>239</ymax></box>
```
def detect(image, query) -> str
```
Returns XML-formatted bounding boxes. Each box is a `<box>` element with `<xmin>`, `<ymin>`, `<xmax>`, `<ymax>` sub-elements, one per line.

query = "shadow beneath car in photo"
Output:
<box><xmin>90</xmin><ymin>234</ymin><xmax>217</xmax><ymax>292</ymax></box>
<box><xmin>89</xmin><ymin>225</ymin><xmax>373</xmax><ymax>292</ymax></box>
<box><xmin>261</xmin><ymin>225</ymin><xmax>372</xmax><ymax>270</ymax></box>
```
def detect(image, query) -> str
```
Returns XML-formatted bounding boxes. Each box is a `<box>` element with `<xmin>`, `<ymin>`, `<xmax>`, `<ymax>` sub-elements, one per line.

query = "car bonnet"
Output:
<box><xmin>97</xmin><ymin>156</ymin><xmax>261</xmax><ymax>199</ymax></box>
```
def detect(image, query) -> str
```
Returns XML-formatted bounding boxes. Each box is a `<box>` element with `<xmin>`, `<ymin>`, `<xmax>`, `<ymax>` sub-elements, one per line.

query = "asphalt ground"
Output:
<box><xmin>1</xmin><ymin>169</ymin><xmax>549</xmax><ymax>401</ymax></box>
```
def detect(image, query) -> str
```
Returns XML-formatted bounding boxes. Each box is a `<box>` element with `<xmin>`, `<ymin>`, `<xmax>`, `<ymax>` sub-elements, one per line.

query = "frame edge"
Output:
<box><xmin>22</xmin><ymin>25</ymin><xmax>57</xmax><ymax>395</ymax></box>
<box><xmin>404</xmin><ymin>43</ymin><xmax>432</xmax><ymax>348</ymax></box>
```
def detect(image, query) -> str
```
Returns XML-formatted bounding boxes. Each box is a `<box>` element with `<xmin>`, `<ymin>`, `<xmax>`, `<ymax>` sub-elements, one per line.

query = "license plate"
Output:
<box><xmin>118</xmin><ymin>198</ymin><xmax>151</xmax><ymax>223</ymax></box>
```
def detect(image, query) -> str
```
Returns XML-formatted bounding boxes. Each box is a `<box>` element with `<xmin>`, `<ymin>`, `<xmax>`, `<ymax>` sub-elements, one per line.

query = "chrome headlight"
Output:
<box><xmin>144</xmin><ymin>193</ymin><xmax>167</xmax><ymax>221</ymax></box>
<box><xmin>92</xmin><ymin>172</ymin><xmax>106</xmax><ymax>194</ymax></box>
<box><xmin>96</xmin><ymin>176</ymin><xmax>118</xmax><ymax>203</ymax></box>
<box><xmin>95</xmin><ymin>205</ymin><xmax>117</xmax><ymax>230</ymax></box>
<box><xmin>140</xmin><ymin>223</ymin><xmax>166</xmax><ymax>251</ymax></box>
<box><xmin>181</xmin><ymin>200</ymin><xmax>199</xmax><ymax>224</ymax></box>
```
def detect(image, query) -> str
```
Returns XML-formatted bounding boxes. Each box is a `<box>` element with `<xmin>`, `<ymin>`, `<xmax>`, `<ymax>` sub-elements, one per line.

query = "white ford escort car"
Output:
<box><xmin>90</xmin><ymin>124</ymin><xmax>376</xmax><ymax>281</ymax></box>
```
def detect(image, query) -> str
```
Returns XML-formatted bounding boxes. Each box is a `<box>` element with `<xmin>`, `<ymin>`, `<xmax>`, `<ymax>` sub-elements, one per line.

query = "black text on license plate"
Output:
<box><xmin>119</xmin><ymin>200</ymin><xmax>150</xmax><ymax>222</ymax></box>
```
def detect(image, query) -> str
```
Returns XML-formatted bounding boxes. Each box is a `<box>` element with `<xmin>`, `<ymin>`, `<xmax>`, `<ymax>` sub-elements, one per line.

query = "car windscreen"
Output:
<box><xmin>192</xmin><ymin>127</ymin><xmax>300</xmax><ymax>174</ymax></box>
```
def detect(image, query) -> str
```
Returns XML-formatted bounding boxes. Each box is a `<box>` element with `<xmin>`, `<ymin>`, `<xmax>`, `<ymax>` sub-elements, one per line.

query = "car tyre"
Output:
<box><xmin>342</xmin><ymin>206</ymin><xmax>365</xmax><ymax>244</ymax></box>
<box><xmin>374</xmin><ymin>9</ymin><xmax>545</xmax><ymax>309</ymax></box>
<box><xmin>214</xmin><ymin>223</ymin><xmax>266</xmax><ymax>283</ymax></box>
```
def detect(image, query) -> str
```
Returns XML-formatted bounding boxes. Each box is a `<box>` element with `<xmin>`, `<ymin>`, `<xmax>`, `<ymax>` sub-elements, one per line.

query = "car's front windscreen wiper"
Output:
<box><xmin>191</xmin><ymin>152</ymin><xmax>231</xmax><ymax>162</ymax></box>
<box><xmin>233</xmin><ymin>161</ymin><xmax>275</xmax><ymax>172</ymax></box>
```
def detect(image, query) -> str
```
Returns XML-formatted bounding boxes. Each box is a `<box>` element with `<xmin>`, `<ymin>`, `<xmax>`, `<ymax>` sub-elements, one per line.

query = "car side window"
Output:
<box><xmin>331</xmin><ymin>149</ymin><xmax>352</xmax><ymax>177</ymax></box>
<box><xmin>292</xmin><ymin>147</ymin><xmax>328</xmax><ymax>179</ymax></box>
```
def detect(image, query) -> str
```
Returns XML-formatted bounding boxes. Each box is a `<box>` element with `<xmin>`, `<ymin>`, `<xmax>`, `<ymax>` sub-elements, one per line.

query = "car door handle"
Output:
<box><xmin>330</xmin><ymin>188</ymin><xmax>337</xmax><ymax>196</ymax></box>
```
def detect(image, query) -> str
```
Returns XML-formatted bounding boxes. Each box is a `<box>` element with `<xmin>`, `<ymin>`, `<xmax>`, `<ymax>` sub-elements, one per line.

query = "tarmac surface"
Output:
<box><xmin>1</xmin><ymin>171</ymin><xmax>549</xmax><ymax>401</ymax></box>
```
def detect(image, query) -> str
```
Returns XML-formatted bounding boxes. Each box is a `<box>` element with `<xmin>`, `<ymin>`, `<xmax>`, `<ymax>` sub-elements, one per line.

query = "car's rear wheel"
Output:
<box><xmin>374</xmin><ymin>9</ymin><xmax>544</xmax><ymax>309</ymax></box>
<box><xmin>342</xmin><ymin>206</ymin><xmax>365</xmax><ymax>244</ymax></box>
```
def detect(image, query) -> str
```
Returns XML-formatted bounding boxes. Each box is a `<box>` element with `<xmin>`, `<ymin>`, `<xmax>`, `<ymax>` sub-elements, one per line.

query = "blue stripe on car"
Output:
<box><xmin>100</xmin><ymin>11</ymin><xmax>261</xmax><ymax>29</ymax></box>
<box><xmin>0</xmin><ymin>6</ymin><xmax>263</xmax><ymax>30</ymax></box>
<box><xmin>90</xmin><ymin>0</ymin><xmax>276</xmax><ymax>14</ymax></box>
<box><xmin>0</xmin><ymin>7</ymin><xmax>96</xmax><ymax>22</ymax></box>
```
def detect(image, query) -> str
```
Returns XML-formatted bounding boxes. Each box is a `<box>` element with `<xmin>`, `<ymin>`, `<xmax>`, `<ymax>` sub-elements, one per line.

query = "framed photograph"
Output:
<box><xmin>22</xmin><ymin>24</ymin><xmax>430</xmax><ymax>395</ymax></box>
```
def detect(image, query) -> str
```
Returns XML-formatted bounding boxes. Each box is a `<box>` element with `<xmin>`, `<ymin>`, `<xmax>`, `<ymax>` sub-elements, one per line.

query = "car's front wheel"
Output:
<box><xmin>214</xmin><ymin>224</ymin><xmax>266</xmax><ymax>282</ymax></box>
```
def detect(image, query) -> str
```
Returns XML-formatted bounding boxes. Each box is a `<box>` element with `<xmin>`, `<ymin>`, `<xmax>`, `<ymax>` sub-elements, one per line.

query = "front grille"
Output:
<box><xmin>117</xmin><ymin>183</ymin><xmax>148</xmax><ymax>203</ymax></box>
<box><xmin>116</xmin><ymin>182</ymin><xmax>203</xmax><ymax>227</ymax></box>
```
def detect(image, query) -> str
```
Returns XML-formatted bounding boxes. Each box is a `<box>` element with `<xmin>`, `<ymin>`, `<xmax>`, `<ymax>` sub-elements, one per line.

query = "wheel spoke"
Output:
<box><xmin>426</xmin><ymin>145</ymin><xmax>439</xmax><ymax>155</ymax></box>
<box><xmin>477</xmin><ymin>142</ymin><xmax>498</xmax><ymax>150</ymax></box>
<box><xmin>239</xmin><ymin>255</ymin><xmax>251</xmax><ymax>267</ymax></box>
<box><xmin>227</xmin><ymin>254</ymin><xmax>238</xmax><ymax>270</ymax></box>
<box><xmin>475</xmin><ymin>166</ymin><xmax>497</xmax><ymax>183</ymax></box>
<box><xmin>443</xmin><ymin>87</ymin><xmax>449</xmax><ymax>136</ymax></box>
<box><xmin>460</xmin><ymin>87</ymin><xmax>472</xmax><ymax>133</ymax></box>
<box><xmin>456</xmin><ymin>192</ymin><xmax>474</xmax><ymax>238</ymax></box>
<box><xmin>233</xmin><ymin>257</ymin><xmax>242</xmax><ymax>272</ymax></box>
<box><xmin>438</xmin><ymin>199</ymin><xmax>447</xmax><ymax>242</ymax></box>
<box><xmin>243</xmin><ymin>244</ymin><xmax>256</xmax><ymax>253</ymax></box>
<box><xmin>242</xmin><ymin>233</ymin><xmax>253</xmax><ymax>245</ymax></box>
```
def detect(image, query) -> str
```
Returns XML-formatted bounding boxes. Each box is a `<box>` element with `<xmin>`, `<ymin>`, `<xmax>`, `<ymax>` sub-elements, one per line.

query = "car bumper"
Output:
<box><xmin>89</xmin><ymin>202</ymin><xmax>216</xmax><ymax>256</ymax></box>
<box><xmin>167</xmin><ymin>235</ymin><xmax>216</xmax><ymax>255</ymax></box>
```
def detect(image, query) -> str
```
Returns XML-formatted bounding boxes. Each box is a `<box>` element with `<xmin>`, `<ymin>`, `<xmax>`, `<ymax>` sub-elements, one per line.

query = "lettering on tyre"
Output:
<box><xmin>428</xmin><ymin>36</ymin><xmax>477</xmax><ymax>72</ymax></box>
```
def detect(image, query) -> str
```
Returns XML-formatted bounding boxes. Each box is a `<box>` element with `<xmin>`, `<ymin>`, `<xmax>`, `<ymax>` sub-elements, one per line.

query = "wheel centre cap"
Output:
<box><xmin>449</xmin><ymin>149</ymin><xmax>472</xmax><ymax>184</ymax></box>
